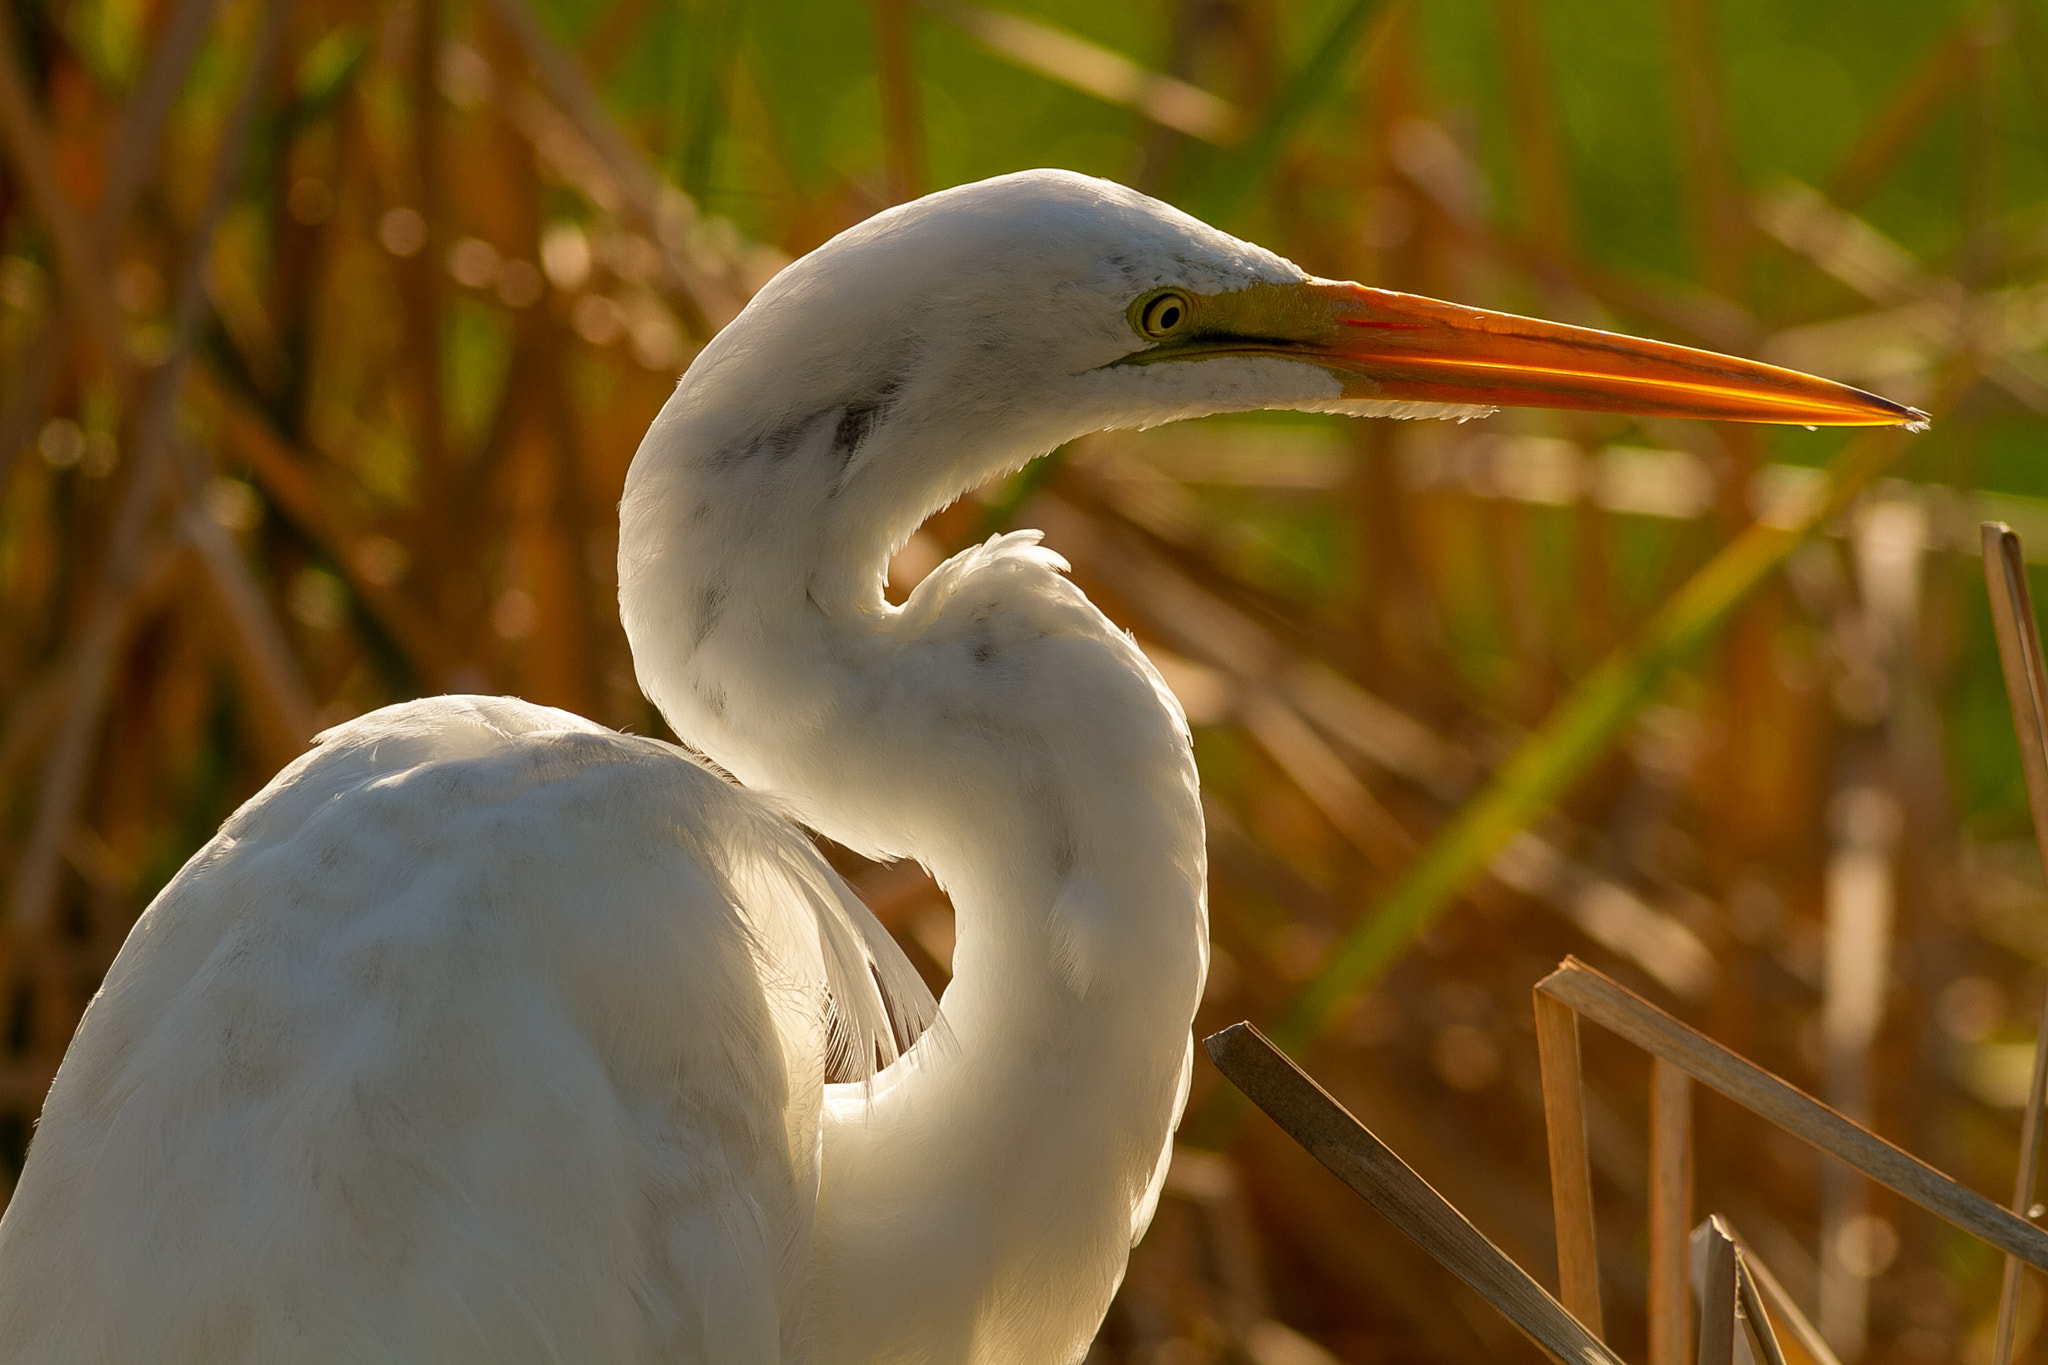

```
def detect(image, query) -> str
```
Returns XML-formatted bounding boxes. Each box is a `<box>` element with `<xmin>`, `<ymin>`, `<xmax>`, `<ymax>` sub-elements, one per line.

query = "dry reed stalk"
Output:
<box><xmin>1237</xmin><ymin>694</ymin><xmax>1415</xmax><ymax>871</ymax></box>
<box><xmin>0</xmin><ymin>0</ymin><xmax>219</xmax><ymax>479</ymax></box>
<box><xmin>1827</xmin><ymin>21</ymin><xmax>1979</xmax><ymax>212</ymax></box>
<box><xmin>1977</xmin><ymin>523</ymin><xmax>2048</xmax><ymax>1365</ymax></box>
<box><xmin>173</xmin><ymin>449</ymin><xmax>318</xmax><ymax>764</ymax></box>
<box><xmin>1736</xmin><ymin>1252</ymin><xmax>1793</xmax><ymax>1365</ymax></box>
<box><xmin>1649</xmin><ymin>1059</ymin><xmax>1693</xmax><ymax>1365</ymax></box>
<box><xmin>480</xmin><ymin>0</ymin><xmax>742</xmax><ymax>331</ymax></box>
<box><xmin>0</xmin><ymin>527</ymin><xmax>180</xmax><ymax>975</ymax></box>
<box><xmin>1534</xmin><ymin>989</ymin><xmax>1602</xmax><ymax>1335</ymax></box>
<box><xmin>1538</xmin><ymin>957</ymin><xmax>2048</xmax><ymax>1268</ymax></box>
<box><xmin>1665</xmin><ymin>0</ymin><xmax>1745</xmax><ymax>298</ymax></box>
<box><xmin>871</xmin><ymin>0</ymin><xmax>925</xmax><ymax>204</ymax></box>
<box><xmin>926</xmin><ymin>3</ymin><xmax>1242</xmax><ymax>147</ymax></box>
<box><xmin>0</xmin><ymin>19</ymin><xmax>126</xmax><ymax>387</ymax></box>
<box><xmin>1206</xmin><ymin>1021</ymin><xmax>1624</xmax><ymax>1365</ymax></box>
<box><xmin>1696</xmin><ymin>1213</ymin><xmax>1739</xmax><ymax>1365</ymax></box>
<box><xmin>3</xmin><ymin>1</ymin><xmax>2044</xmax><ymax>1356</ymax></box>
<box><xmin>1489</xmin><ymin>0</ymin><xmax>1573</xmax><ymax>258</ymax></box>
<box><xmin>1723</xmin><ymin>1223</ymin><xmax>1844</xmax><ymax>1365</ymax></box>
<box><xmin>1072</xmin><ymin>496</ymin><xmax>1716</xmax><ymax>999</ymax></box>
<box><xmin>191</xmin><ymin>369</ymin><xmax>456</xmax><ymax>682</ymax></box>
<box><xmin>10</xmin><ymin>0</ymin><xmax>297</xmax><ymax>937</ymax></box>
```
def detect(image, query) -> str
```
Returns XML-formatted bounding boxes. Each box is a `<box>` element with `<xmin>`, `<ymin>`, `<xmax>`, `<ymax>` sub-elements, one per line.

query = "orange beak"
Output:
<box><xmin>1126</xmin><ymin>278</ymin><xmax>1927</xmax><ymax>430</ymax></box>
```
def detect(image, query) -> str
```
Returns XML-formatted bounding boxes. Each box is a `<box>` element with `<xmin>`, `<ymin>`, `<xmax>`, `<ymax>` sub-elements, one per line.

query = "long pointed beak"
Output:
<box><xmin>1138</xmin><ymin>279</ymin><xmax>1929</xmax><ymax>429</ymax></box>
<box><xmin>1314</xmin><ymin>282</ymin><xmax>1925</xmax><ymax>426</ymax></box>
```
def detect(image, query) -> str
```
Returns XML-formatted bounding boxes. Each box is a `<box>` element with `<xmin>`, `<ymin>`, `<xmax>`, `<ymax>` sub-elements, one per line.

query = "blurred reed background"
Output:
<box><xmin>2</xmin><ymin>0</ymin><xmax>2046</xmax><ymax>1359</ymax></box>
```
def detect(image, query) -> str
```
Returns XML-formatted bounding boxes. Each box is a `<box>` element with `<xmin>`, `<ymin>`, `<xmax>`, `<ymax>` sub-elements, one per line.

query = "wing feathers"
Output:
<box><xmin>0</xmin><ymin>694</ymin><xmax>937</xmax><ymax>1361</ymax></box>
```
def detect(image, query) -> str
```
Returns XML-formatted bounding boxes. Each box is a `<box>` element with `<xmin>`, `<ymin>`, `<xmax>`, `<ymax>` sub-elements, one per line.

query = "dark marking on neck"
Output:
<box><xmin>1018</xmin><ymin>771</ymin><xmax>1078</xmax><ymax>881</ymax></box>
<box><xmin>709</xmin><ymin>416</ymin><xmax>815</xmax><ymax>469</ymax></box>
<box><xmin>693</xmin><ymin>579</ymin><xmax>729</xmax><ymax>648</ymax></box>
<box><xmin>830</xmin><ymin>380</ymin><xmax>902</xmax><ymax>471</ymax></box>
<box><xmin>833</xmin><ymin>405</ymin><xmax>879</xmax><ymax>461</ymax></box>
<box><xmin>763</xmin><ymin>422</ymin><xmax>810</xmax><ymax>462</ymax></box>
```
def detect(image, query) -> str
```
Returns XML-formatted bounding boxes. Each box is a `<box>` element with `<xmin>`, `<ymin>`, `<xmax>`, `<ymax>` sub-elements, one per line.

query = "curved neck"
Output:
<box><xmin>621</xmin><ymin>418</ymin><xmax>1208</xmax><ymax>1364</ymax></box>
<box><xmin>812</xmin><ymin>806</ymin><xmax>1204</xmax><ymax>1364</ymax></box>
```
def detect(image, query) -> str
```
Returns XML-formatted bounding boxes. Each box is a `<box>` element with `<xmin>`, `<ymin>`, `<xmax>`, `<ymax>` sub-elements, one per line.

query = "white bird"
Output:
<box><xmin>0</xmin><ymin>170</ymin><xmax>1917</xmax><ymax>1363</ymax></box>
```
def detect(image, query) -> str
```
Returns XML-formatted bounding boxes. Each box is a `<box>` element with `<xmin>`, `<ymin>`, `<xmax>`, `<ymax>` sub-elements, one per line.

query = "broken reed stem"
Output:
<box><xmin>1736</xmin><ymin>1256</ymin><xmax>1792</xmax><ymax>1365</ymax></box>
<box><xmin>1538</xmin><ymin>957</ymin><xmax>2048</xmax><ymax>1270</ymax></box>
<box><xmin>1533</xmin><ymin>990</ymin><xmax>1602</xmax><ymax>1337</ymax></box>
<box><xmin>1727</xmin><ymin>1222</ymin><xmax>1846</xmax><ymax>1365</ymax></box>
<box><xmin>1204</xmin><ymin>1022</ymin><xmax>1623</xmax><ymax>1365</ymax></box>
<box><xmin>1649</xmin><ymin>1059</ymin><xmax>1693</xmax><ymax>1365</ymax></box>
<box><xmin>1978</xmin><ymin>521</ymin><xmax>2048</xmax><ymax>1365</ymax></box>
<box><xmin>1691</xmin><ymin>1216</ymin><xmax>1795</xmax><ymax>1365</ymax></box>
<box><xmin>1695</xmin><ymin>1215</ymin><xmax>1738</xmax><ymax>1365</ymax></box>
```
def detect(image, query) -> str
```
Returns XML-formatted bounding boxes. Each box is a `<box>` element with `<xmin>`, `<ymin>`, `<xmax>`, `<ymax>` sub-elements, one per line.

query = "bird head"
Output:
<box><xmin>631</xmin><ymin>169</ymin><xmax>1922</xmax><ymax>613</ymax></box>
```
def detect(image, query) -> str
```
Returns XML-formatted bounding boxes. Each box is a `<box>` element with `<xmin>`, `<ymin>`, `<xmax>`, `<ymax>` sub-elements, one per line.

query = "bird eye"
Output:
<box><xmin>1134</xmin><ymin>290</ymin><xmax>1193</xmax><ymax>340</ymax></box>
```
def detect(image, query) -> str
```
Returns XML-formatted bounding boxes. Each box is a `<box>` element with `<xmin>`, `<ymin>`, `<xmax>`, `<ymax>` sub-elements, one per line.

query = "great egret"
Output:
<box><xmin>0</xmin><ymin>170</ymin><xmax>1918</xmax><ymax>1362</ymax></box>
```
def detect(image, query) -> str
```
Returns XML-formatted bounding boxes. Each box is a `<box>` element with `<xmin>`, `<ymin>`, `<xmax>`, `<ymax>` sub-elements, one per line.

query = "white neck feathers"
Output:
<box><xmin>619</xmin><ymin>400</ymin><xmax>1208</xmax><ymax>1363</ymax></box>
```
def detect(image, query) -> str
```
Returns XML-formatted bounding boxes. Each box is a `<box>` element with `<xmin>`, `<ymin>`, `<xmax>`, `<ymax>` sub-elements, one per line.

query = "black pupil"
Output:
<box><xmin>1154</xmin><ymin>302</ymin><xmax>1181</xmax><ymax>330</ymax></box>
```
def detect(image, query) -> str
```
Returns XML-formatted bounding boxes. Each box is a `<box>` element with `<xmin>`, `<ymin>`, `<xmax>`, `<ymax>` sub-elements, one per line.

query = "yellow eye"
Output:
<box><xmin>1134</xmin><ymin>289</ymin><xmax>1193</xmax><ymax>340</ymax></box>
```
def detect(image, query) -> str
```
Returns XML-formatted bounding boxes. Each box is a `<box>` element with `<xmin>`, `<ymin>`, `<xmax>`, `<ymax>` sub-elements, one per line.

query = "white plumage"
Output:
<box><xmin>0</xmin><ymin>697</ymin><xmax>932</xmax><ymax>1359</ymax></box>
<box><xmin>0</xmin><ymin>169</ymin><xmax>1919</xmax><ymax>1362</ymax></box>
